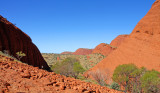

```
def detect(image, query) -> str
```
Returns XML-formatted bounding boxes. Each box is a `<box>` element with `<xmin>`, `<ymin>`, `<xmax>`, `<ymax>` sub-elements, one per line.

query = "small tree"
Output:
<box><xmin>16</xmin><ymin>51</ymin><xmax>26</xmax><ymax>60</ymax></box>
<box><xmin>112</xmin><ymin>64</ymin><xmax>138</xmax><ymax>92</ymax></box>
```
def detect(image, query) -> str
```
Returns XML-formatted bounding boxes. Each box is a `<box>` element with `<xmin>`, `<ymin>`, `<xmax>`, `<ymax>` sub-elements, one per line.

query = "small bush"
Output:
<box><xmin>51</xmin><ymin>57</ymin><xmax>85</xmax><ymax>79</ymax></box>
<box><xmin>110</xmin><ymin>82</ymin><xmax>120</xmax><ymax>91</ymax></box>
<box><xmin>16</xmin><ymin>51</ymin><xmax>26</xmax><ymax>60</ymax></box>
<box><xmin>140</xmin><ymin>70</ymin><xmax>160</xmax><ymax>93</ymax></box>
<box><xmin>90</xmin><ymin>69</ymin><xmax>110</xmax><ymax>86</ymax></box>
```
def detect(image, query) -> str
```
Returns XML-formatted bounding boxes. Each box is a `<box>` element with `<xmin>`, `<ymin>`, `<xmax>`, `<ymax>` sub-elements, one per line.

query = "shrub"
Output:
<box><xmin>73</xmin><ymin>62</ymin><xmax>85</xmax><ymax>78</ymax></box>
<box><xmin>110</xmin><ymin>82</ymin><xmax>120</xmax><ymax>91</ymax></box>
<box><xmin>51</xmin><ymin>57</ymin><xmax>85</xmax><ymax>79</ymax></box>
<box><xmin>112</xmin><ymin>64</ymin><xmax>160</xmax><ymax>93</ymax></box>
<box><xmin>140</xmin><ymin>70</ymin><xmax>160</xmax><ymax>93</ymax></box>
<box><xmin>16</xmin><ymin>51</ymin><xmax>26</xmax><ymax>60</ymax></box>
<box><xmin>90</xmin><ymin>69</ymin><xmax>110</xmax><ymax>86</ymax></box>
<box><xmin>112</xmin><ymin>64</ymin><xmax>138</xmax><ymax>92</ymax></box>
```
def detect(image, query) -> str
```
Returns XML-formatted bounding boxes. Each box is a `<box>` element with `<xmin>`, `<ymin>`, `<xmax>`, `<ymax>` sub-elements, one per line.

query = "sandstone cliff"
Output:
<box><xmin>0</xmin><ymin>15</ymin><xmax>50</xmax><ymax>70</ymax></box>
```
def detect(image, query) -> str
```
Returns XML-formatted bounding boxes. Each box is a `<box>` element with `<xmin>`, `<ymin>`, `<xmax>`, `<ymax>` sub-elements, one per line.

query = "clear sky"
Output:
<box><xmin>0</xmin><ymin>0</ymin><xmax>156</xmax><ymax>53</ymax></box>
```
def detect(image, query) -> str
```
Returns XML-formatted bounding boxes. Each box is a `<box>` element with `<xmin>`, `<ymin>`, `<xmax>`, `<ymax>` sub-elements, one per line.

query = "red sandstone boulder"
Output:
<box><xmin>0</xmin><ymin>15</ymin><xmax>50</xmax><ymax>71</ymax></box>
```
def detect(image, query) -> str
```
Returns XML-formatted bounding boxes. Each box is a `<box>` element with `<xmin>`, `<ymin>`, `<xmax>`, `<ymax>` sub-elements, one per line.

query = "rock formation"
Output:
<box><xmin>86</xmin><ymin>0</ymin><xmax>160</xmax><ymax>81</ymax></box>
<box><xmin>110</xmin><ymin>35</ymin><xmax>128</xmax><ymax>47</ymax></box>
<box><xmin>92</xmin><ymin>35</ymin><xmax>128</xmax><ymax>56</ymax></box>
<box><xmin>72</xmin><ymin>48</ymin><xmax>93</xmax><ymax>55</ymax></box>
<box><xmin>61</xmin><ymin>51</ymin><xmax>73</xmax><ymax>54</ymax></box>
<box><xmin>92</xmin><ymin>43</ymin><xmax>116</xmax><ymax>56</ymax></box>
<box><xmin>0</xmin><ymin>15</ymin><xmax>50</xmax><ymax>70</ymax></box>
<box><xmin>0</xmin><ymin>55</ymin><xmax>122</xmax><ymax>93</ymax></box>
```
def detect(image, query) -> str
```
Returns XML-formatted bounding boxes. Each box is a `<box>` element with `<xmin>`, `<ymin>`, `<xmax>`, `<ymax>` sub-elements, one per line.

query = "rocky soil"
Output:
<box><xmin>0</xmin><ymin>55</ymin><xmax>121</xmax><ymax>93</ymax></box>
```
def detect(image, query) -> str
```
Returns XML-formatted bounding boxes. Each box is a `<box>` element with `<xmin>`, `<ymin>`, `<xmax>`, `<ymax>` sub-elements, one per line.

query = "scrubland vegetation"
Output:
<box><xmin>112</xmin><ymin>64</ymin><xmax>160</xmax><ymax>93</ymax></box>
<box><xmin>42</xmin><ymin>53</ymin><xmax>105</xmax><ymax>70</ymax></box>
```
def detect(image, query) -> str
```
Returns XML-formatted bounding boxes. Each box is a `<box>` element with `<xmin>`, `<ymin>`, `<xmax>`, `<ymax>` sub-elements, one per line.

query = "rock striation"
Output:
<box><xmin>0</xmin><ymin>15</ymin><xmax>50</xmax><ymax>70</ymax></box>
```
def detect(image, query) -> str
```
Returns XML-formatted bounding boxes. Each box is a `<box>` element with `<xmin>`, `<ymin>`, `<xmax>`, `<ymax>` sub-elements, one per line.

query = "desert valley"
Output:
<box><xmin>0</xmin><ymin>0</ymin><xmax>160</xmax><ymax>93</ymax></box>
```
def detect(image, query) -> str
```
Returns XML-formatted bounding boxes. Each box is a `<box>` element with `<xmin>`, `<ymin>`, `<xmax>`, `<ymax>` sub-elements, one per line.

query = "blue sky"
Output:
<box><xmin>0</xmin><ymin>0</ymin><xmax>156</xmax><ymax>53</ymax></box>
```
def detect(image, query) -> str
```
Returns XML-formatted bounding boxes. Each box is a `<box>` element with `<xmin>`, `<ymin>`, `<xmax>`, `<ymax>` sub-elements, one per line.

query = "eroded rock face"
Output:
<box><xmin>92</xmin><ymin>35</ymin><xmax>128</xmax><ymax>56</ymax></box>
<box><xmin>0</xmin><ymin>15</ymin><xmax>50</xmax><ymax>70</ymax></box>
<box><xmin>85</xmin><ymin>0</ymin><xmax>160</xmax><ymax>81</ymax></box>
<box><xmin>72</xmin><ymin>48</ymin><xmax>93</xmax><ymax>55</ymax></box>
<box><xmin>0</xmin><ymin>55</ymin><xmax>122</xmax><ymax>93</ymax></box>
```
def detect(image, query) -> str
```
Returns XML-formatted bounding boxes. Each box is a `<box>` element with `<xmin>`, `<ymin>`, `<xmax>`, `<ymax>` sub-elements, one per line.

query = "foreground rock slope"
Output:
<box><xmin>0</xmin><ymin>55</ymin><xmax>121</xmax><ymax>93</ymax></box>
<box><xmin>0</xmin><ymin>15</ymin><xmax>50</xmax><ymax>70</ymax></box>
<box><xmin>86</xmin><ymin>0</ymin><xmax>160</xmax><ymax>80</ymax></box>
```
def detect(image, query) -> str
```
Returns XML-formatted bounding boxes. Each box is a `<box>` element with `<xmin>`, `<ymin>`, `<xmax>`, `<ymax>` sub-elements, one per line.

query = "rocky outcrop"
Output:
<box><xmin>72</xmin><ymin>48</ymin><xmax>93</xmax><ymax>55</ymax></box>
<box><xmin>61</xmin><ymin>51</ymin><xmax>73</xmax><ymax>54</ymax></box>
<box><xmin>0</xmin><ymin>55</ymin><xmax>122</xmax><ymax>93</ymax></box>
<box><xmin>92</xmin><ymin>35</ymin><xmax>128</xmax><ymax>56</ymax></box>
<box><xmin>110</xmin><ymin>35</ymin><xmax>128</xmax><ymax>47</ymax></box>
<box><xmin>85</xmin><ymin>0</ymin><xmax>160</xmax><ymax>81</ymax></box>
<box><xmin>92</xmin><ymin>43</ymin><xmax>116</xmax><ymax>56</ymax></box>
<box><xmin>0</xmin><ymin>15</ymin><xmax>50</xmax><ymax>70</ymax></box>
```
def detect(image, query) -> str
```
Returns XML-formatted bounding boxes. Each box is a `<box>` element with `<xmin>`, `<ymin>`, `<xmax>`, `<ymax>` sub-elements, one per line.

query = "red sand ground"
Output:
<box><xmin>0</xmin><ymin>55</ymin><xmax>121</xmax><ymax>93</ymax></box>
<box><xmin>85</xmin><ymin>0</ymin><xmax>160</xmax><ymax>82</ymax></box>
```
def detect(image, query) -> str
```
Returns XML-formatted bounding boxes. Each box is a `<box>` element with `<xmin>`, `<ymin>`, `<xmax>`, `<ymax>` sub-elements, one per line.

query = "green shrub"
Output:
<box><xmin>112</xmin><ymin>64</ymin><xmax>138</xmax><ymax>92</ymax></box>
<box><xmin>140</xmin><ymin>70</ymin><xmax>160</xmax><ymax>93</ymax></box>
<box><xmin>51</xmin><ymin>57</ymin><xmax>85</xmax><ymax>79</ymax></box>
<box><xmin>110</xmin><ymin>82</ymin><xmax>120</xmax><ymax>91</ymax></box>
<box><xmin>112</xmin><ymin>64</ymin><xmax>160</xmax><ymax>93</ymax></box>
<box><xmin>16</xmin><ymin>51</ymin><xmax>26</xmax><ymax>60</ymax></box>
<box><xmin>73</xmin><ymin>62</ymin><xmax>85</xmax><ymax>78</ymax></box>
